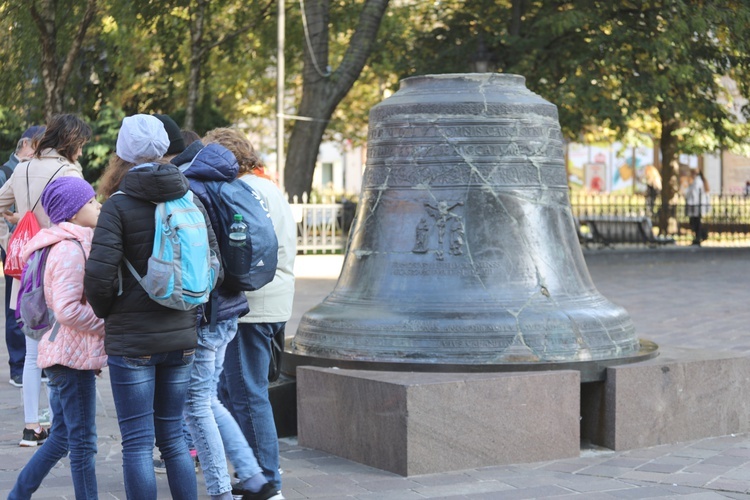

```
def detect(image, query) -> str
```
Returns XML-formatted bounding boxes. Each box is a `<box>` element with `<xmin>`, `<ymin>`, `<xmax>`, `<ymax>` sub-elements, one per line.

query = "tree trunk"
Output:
<box><xmin>657</xmin><ymin>118</ymin><xmax>679</xmax><ymax>234</ymax></box>
<box><xmin>183</xmin><ymin>0</ymin><xmax>271</xmax><ymax>131</ymax></box>
<box><xmin>29</xmin><ymin>0</ymin><xmax>98</xmax><ymax>121</ymax></box>
<box><xmin>510</xmin><ymin>0</ymin><xmax>524</xmax><ymax>37</ymax></box>
<box><xmin>31</xmin><ymin>0</ymin><xmax>60</xmax><ymax>120</ymax></box>
<box><xmin>185</xmin><ymin>0</ymin><xmax>209</xmax><ymax>131</ymax></box>
<box><xmin>284</xmin><ymin>0</ymin><xmax>390</xmax><ymax>198</ymax></box>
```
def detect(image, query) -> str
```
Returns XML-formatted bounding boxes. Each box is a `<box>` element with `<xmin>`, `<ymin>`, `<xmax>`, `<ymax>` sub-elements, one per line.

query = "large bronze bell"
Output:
<box><xmin>290</xmin><ymin>74</ymin><xmax>656</xmax><ymax>381</ymax></box>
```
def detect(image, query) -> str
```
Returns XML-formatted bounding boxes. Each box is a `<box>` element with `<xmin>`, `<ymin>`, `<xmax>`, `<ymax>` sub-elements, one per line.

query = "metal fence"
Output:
<box><xmin>288</xmin><ymin>192</ymin><xmax>750</xmax><ymax>252</ymax></box>
<box><xmin>289</xmin><ymin>193</ymin><xmax>354</xmax><ymax>254</ymax></box>
<box><xmin>570</xmin><ymin>193</ymin><xmax>750</xmax><ymax>246</ymax></box>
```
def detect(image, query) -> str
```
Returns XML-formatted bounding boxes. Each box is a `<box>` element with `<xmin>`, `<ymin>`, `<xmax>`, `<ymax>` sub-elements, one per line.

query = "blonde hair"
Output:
<box><xmin>203</xmin><ymin>128</ymin><xmax>264</xmax><ymax>176</ymax></box>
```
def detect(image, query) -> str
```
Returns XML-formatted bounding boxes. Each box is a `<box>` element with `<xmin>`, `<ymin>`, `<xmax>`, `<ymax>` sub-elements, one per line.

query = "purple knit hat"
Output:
<box><xmin>41</xmin><ymin>177</ymin><xmax>95</xmax><ymax>224</ymax></box>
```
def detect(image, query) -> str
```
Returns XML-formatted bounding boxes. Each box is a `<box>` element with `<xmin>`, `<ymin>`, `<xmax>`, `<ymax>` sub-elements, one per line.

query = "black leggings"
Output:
<box><xmin>689</xmin><ymin>216</ymin><xmax>702</xmax><ymax>244</ymax></box>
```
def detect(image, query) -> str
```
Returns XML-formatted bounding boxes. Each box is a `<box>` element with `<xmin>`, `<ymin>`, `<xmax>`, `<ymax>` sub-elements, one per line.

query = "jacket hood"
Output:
<box><xmin>22</xmin><ymin>222</ymin><xmax>93</xmax><ymax>262</ymax></box>
<box><xmin>183</xmin><ymin>143</ymin><xmax>239</xmax><ymax>183</ymax></box>
<box><xmin>119</xmin><ymin>162</ymin><xmax>189</xmax><ymax>203</ymax></box>
<box><xmin>171</xmin><ymin>140</ymin><xmax>205</xmax><ymax>168</ymax></box>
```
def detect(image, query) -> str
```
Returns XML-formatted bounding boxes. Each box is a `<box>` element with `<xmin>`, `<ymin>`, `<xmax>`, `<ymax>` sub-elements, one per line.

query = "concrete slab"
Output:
<box><xmin>297</xmin><ymin>367</ymin><xmax>580</xmax><ymax>476</ymax></box>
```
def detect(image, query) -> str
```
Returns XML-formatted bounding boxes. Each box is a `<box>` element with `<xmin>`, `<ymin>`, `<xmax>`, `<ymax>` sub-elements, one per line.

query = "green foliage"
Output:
<box><xmin>171</xmin><ymin>99</ymin><xmax>231</xmax><ymax>136</ymax></box>
<box><xmin>0</xmin><ymin>2</ymin><xmax>45</xmax><ymax>122</ymax></box>
<box><xmin>515</xmin><ymin>0</ymin><xmax>750</xmax><ymax>150</ymax></box>
<box><xmin>388</xmin><ymin>0</ymin><xmax>750</xmax><ymax>157</ymax></box>
<box><xmin>80</xmin><ymin>105</ymin><xmax>126</xmax><ymax>184</ymax></box>
<box><xmin>0</xmin><ymin>107</ymin><xmax>28</xmax><ymax>164</ymax></box>
<box><xmin>3</xmin><ymin>0</ymin><xmax>750</xmax><ymax>192</ymax></box>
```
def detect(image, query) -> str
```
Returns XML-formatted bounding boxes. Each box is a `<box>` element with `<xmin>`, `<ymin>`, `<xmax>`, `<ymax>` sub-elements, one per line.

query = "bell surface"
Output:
<box><xmin>290</xmin><ymin>73</ymin><xmax>656</xmax><ymax>381</ymax></box>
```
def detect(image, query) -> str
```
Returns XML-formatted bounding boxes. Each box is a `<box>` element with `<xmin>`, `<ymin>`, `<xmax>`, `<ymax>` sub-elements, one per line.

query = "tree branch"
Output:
<box><xmin>202</xmin><ymin>0</ymin><xmax>274</xmax><ymax>54</ymax></box>
<box><xmin>58</xmin><ymin>0</ymin><xmax>98</xmax><ymax>90</ymax></box>
<box><xmin>334</xmin><ymin>0</ymin><xmax>390</xmax><ymax>94</ymax></box>
<box><xmin>28</xmin><ymin>1</ymin><xmax>48</xmax><ymax>37</ymax></box>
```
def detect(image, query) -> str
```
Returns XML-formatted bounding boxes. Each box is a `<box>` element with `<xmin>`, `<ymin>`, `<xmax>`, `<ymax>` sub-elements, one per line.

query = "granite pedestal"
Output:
<box><xmin>296</xmin><ymin>367</ymin><xmax>581</xmax><ymax>476</ymax></box>
<box><xmin>582</xmin><ymin>346</ymin><xmax>750</xmax><ymax>450</ymax></box>
<box><xmin>295</xmin><ymin>347</ymin><xmax>750</xmax><ymax>476</ymax></box>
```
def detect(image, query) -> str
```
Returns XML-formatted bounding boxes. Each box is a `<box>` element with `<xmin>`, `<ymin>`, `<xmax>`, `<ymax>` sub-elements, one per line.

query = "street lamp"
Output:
<box><xmin>471</xmin><ymin>37</ymin><xmax>492</xmax><ymax>73</ymax></box>
<box><xmin>277</xmin><ymin>0</ymin><xmax>285</xmax><ymax>192</ymax></box>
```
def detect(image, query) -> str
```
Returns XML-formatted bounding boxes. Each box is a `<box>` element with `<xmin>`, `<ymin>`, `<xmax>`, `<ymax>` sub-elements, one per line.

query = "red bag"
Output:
<box><xmin>4</xmin><ymin>211</ymin><xmax>41</xmax><ymax>279</ymax></box>
<box><xmin>4</xmin><ymin>161</ymin><xmax>67</xmax><ymax>279</ymax></box>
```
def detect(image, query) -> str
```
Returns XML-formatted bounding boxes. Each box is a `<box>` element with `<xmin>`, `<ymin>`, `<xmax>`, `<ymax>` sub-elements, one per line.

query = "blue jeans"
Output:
<box><xmin>220</xmin><ymin>321</ymin><xmax>283</xmax><ymax>490</ymax></box>
<box><xmin>9</xmin><ymin>365</ymin><xmax>98</xmax><ymax>500</ymax></box>
<box><xmin>185</xmin><ymin>318</ymin><xmax>264</xmax><ymax>496</ymax></box>
<box><xmin>108</xmin><ymin>349</ymin><xmax>197</xmax><ymax>500</ymax></box>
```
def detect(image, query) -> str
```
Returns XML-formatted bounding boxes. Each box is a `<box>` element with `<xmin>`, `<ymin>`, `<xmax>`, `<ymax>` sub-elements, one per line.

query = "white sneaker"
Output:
<box><xmin>38</xmin><ymin>408</ymin><xmax>51</xmax><ymax>427</ymax></box>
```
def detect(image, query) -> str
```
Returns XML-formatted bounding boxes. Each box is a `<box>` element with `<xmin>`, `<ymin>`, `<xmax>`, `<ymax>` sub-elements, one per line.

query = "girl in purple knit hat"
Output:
<box><xmin>9</xmin><ymin>176</ymin><xmax>105</xmax><ymax>500</ymax></box>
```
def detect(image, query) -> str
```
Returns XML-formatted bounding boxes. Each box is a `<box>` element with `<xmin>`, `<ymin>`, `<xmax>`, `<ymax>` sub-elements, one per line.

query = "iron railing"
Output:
<box><xmin>288</xmin><ymin>193</ymin><xmax>750</xmax><ymax>252</ymax></box>
<box><xmin>290</xmin><ymin>193</ymin><xmax>351</xmax><ymax>254</ymax></box>
<box><xmin>570</xmin><ymin>193</ymin><xmax>750</xmax><ymax>246</ymax></box>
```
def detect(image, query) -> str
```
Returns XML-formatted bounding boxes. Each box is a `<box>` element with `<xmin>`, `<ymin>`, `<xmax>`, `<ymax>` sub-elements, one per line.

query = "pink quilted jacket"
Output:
<box><xmin>21</xmin><ymin>222</ymin><xmax>106</xmax><ymax>371</ymax></box>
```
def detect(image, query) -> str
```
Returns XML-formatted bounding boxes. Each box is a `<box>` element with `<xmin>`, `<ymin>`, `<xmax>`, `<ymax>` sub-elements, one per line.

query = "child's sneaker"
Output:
<box><xmin>38</xmin><ymin>408</ymin><xmax>51</xmax><ymax>427</ymax></box>
<box><xmin>20</xmin><ymin>427</ymin><xmax>48</xmax><ymax>447</ymax></box>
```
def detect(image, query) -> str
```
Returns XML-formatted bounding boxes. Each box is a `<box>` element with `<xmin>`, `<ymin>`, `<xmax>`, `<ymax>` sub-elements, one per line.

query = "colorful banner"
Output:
<box><xmin>568</xmin><ymin>141</ymin><xmax>659</xmax><ymax>194</ymax></box>
<box><xmin>584</xmin><ymin>162</ymin><xmax>607</xmax><ymax>193</ymax></box>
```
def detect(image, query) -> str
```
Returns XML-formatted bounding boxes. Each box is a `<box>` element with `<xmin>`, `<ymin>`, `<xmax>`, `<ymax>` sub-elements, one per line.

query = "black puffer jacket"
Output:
<box><xmin>84</xmin><ymin>163</ymin><xmax>222</xmax><ymax>356</ymax></box>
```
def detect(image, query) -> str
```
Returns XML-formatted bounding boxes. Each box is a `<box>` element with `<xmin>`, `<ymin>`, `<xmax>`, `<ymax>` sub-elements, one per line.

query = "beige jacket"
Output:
<box><xmin>0</xmin><ymin>149</ymin><xmax>83</xmax><ymax>250</ymax></box>
<box><xmin>0</xmin><ymin>148</ymin><xmax>83</xmax><ymax>304</ymax></box>
<box><xmin>238</xmin><ymin>174</ymin><xmax>297</xmax><ymax>323</ymax></box>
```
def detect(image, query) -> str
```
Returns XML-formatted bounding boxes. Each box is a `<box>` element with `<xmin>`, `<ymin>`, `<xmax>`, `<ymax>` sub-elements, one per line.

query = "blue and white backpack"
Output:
<box><xmin>119</xmin><ymin>191</ymin><xmax>220</xmax><ymax>311</ymax></box>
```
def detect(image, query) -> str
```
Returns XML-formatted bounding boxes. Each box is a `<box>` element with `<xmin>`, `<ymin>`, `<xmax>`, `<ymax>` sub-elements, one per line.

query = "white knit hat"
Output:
<box><xmin>116</xmin><ymin>114</ymin><xmax>169</xmax><ymax>164</ymax></box>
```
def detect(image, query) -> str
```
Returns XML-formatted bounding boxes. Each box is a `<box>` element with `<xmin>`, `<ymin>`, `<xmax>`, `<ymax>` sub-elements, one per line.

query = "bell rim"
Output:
<box><xmin>284</xmin><ymin>339</ymin><xmax>659</xmax><ymax>383</ymax></box>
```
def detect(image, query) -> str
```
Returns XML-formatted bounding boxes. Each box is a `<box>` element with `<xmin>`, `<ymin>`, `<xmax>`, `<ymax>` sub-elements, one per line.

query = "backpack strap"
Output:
<box><xmin>118</xmin><ymin>256</ymin><xmax>149</xmax><ymax>296</ymax></box>
<box><xmin>47</xmin><ymin>321</ymin><xmax>62</xmax><ymax>343</ymax></box>
<box><xmin>27</xmin><ymin>246</ymin><xmax>50</xmax><ymax>293</ymax></box>
<box><xmin>118</xmin><ymin>200</ymin><xmax>164</xmax><ymax>293</ymax></box>
<box><xmin>209</xmin><ymin>289</ymin><xmax>218</xmax><ymax>332</ymax></box>
<box><xmin>27</xmin><ymin>162</ymin><xmax>67</xmax><ymax>212</ymax></box>
<box><xmin>122</xmin><ymin>257</ymin><xmax>145</xmax><ymax>284</ymax></box>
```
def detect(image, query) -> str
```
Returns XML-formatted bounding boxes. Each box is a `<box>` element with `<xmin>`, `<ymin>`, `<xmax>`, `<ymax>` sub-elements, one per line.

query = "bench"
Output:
<box><xmin>576</xmin><ymin>215</ymin><xmax>675</xmax><ymax>248</ymax></box>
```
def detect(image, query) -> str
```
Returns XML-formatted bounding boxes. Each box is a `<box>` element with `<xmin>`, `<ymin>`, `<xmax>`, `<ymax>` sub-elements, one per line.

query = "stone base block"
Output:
<box><xmin>297</xmin><ymin>367</ymin><xmax>580</xmax><ymax>476</ymax></box>
<box><xmin>582</xmin><ymin>347</ymin><xmax>750</xmax><ymax>450</ymax></box>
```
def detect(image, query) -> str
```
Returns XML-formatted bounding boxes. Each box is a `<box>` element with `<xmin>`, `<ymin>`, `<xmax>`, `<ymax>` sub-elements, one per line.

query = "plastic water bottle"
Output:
<box><xmin>228</xmin><ymin>214</ymin><xmax>250</xmax><ymax>274</ymax></box>
<box><xmin>229</xmin><ymin>214</ymin><xmax>247</xmax><ymax>247</ymax></box>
